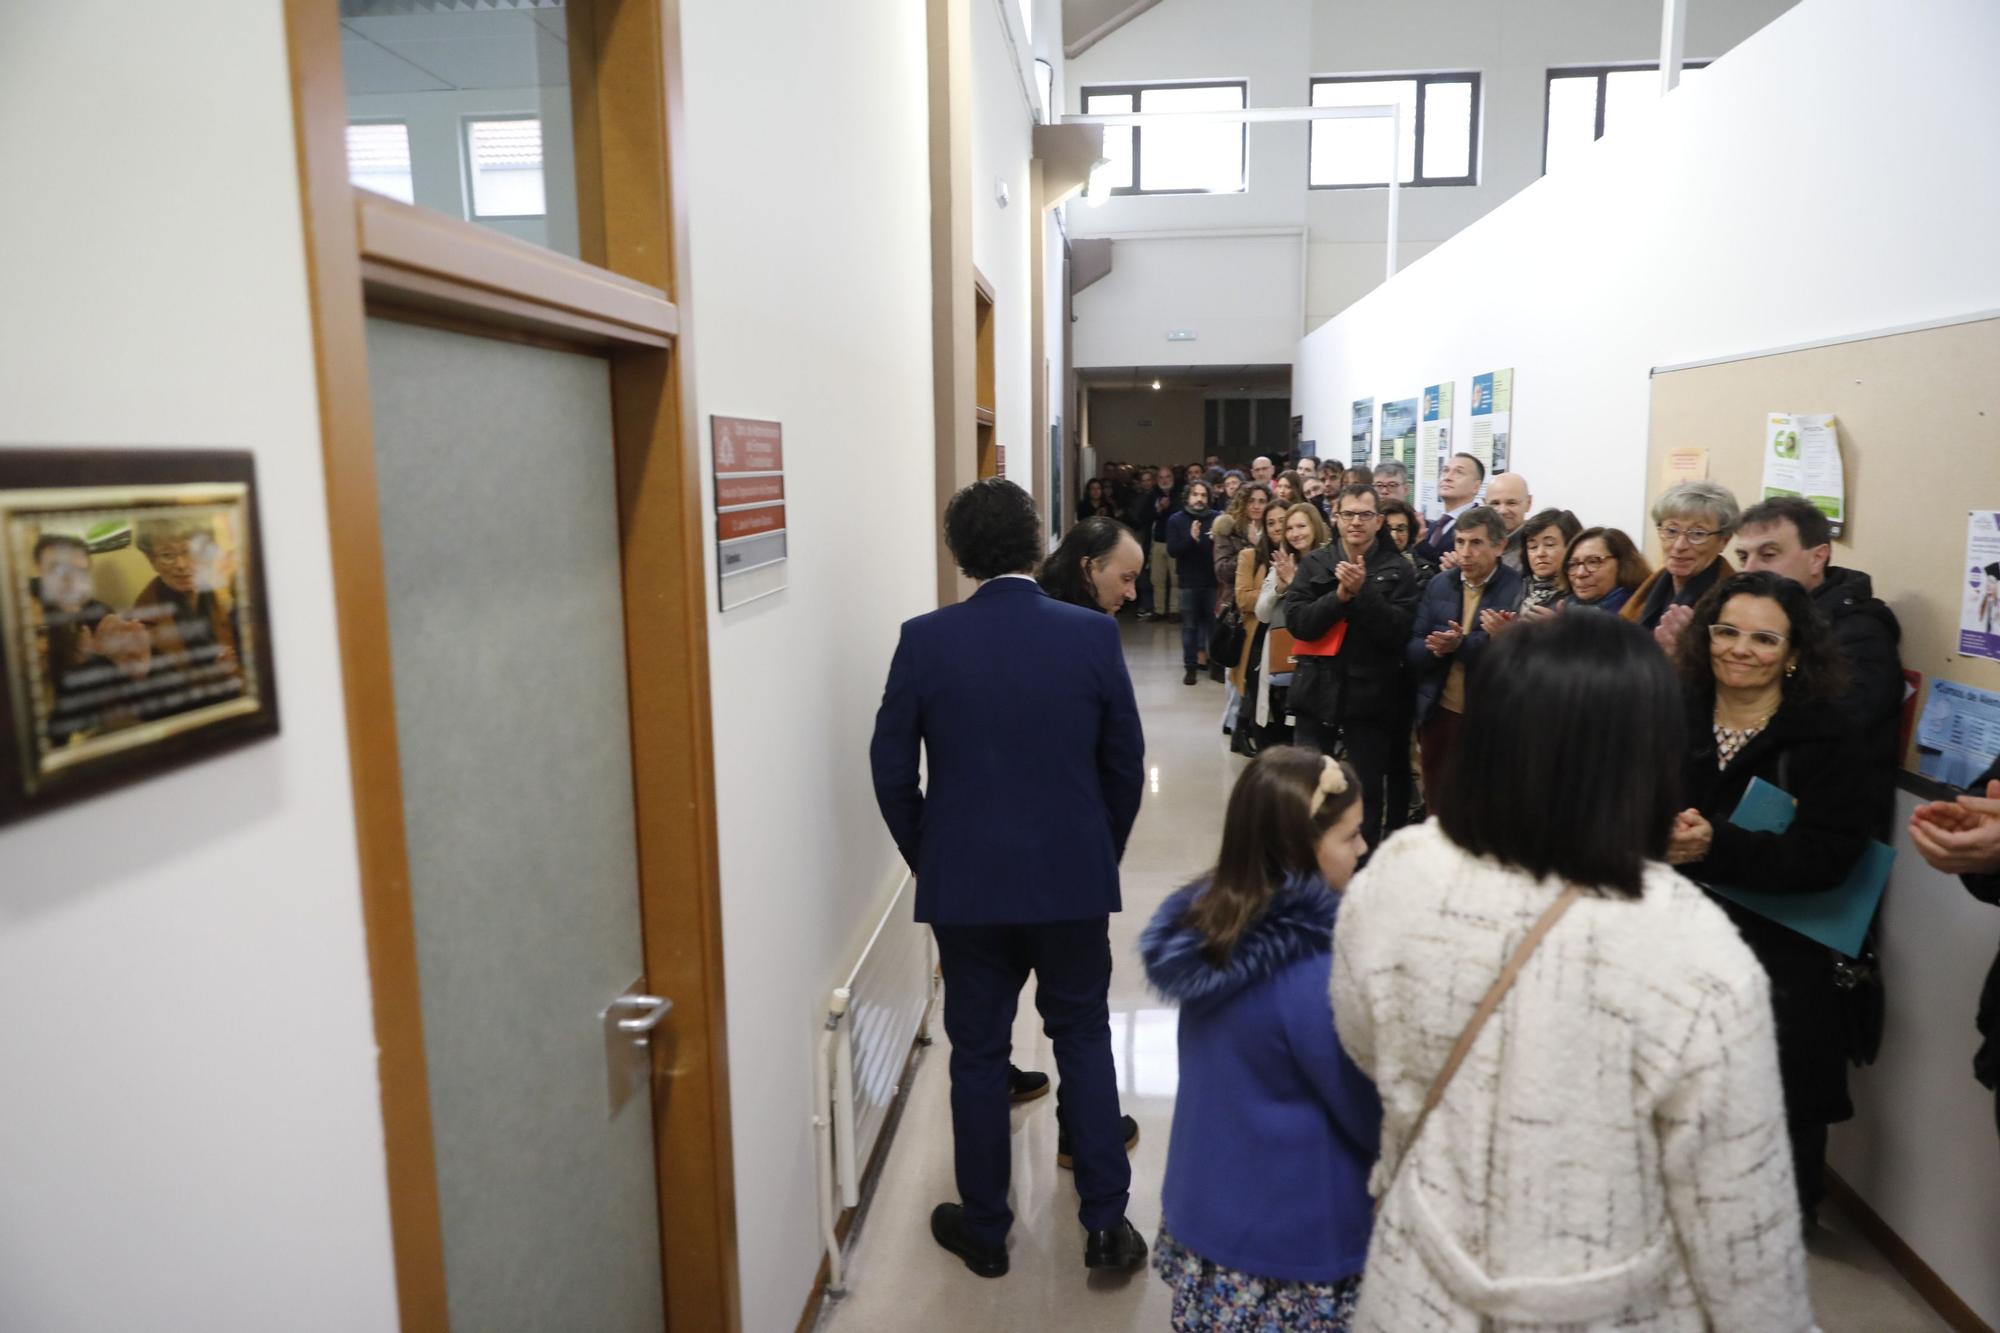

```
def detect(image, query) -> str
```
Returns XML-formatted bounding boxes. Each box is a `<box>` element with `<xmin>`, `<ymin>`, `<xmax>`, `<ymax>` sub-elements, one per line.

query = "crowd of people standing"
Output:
<box><xmin>878</xmin><ymin>463</ymin><xmax>2000</xmax><ymax>1332</ymax></box>
<box><xmin>1069</xmin><ymin>450</ymin><xmax>1992</xmax><ymax>1304</ymax></box>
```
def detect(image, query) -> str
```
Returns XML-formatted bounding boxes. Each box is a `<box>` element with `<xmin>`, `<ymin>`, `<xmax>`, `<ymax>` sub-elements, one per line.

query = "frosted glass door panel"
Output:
<box><xmin>365</xmin><ymin>317</ymin><xmax>663</xmax><ymax>1332</ymax></box>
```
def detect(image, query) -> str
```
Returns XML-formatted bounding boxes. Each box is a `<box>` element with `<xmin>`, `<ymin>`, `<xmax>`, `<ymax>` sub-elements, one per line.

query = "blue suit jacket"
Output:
<box><xmin>870</xmin><ymin>577</ymin><xmax>1145</xmax><ymax>925</ymax></box>
<box><xmin>1404</xmin><ymin>562</ymin><xmax>1524</xmax><ymax>726</ymax></box>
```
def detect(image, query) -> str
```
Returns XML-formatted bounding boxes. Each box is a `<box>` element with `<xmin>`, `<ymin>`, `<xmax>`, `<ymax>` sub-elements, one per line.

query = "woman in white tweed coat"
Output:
<box><xmin>1330</xmin><ymin>611</ymin><xmax>1813</xmax><ymax>1332</ymax></box>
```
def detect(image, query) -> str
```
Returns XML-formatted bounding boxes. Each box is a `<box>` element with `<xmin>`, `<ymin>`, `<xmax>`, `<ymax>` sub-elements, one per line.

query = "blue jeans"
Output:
<box><xmin>1179</xmin><ymin>587</ymin><xmax>1216</xmax><ymax>668</ymax></box>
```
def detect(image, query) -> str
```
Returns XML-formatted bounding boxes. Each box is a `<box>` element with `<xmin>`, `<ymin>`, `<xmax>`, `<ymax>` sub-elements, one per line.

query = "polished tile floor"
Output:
<box><xmin>818</xmin><ymin>618</ymin><xmax>1951</xmax><ymax>1333</ymax></box>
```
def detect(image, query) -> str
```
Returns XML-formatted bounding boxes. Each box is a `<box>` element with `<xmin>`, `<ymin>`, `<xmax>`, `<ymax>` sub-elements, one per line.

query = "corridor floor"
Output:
<box><xmin>817</xmin><ymin>618</ymin><xmax>1952</xmax><ymax>1333</ymax></box>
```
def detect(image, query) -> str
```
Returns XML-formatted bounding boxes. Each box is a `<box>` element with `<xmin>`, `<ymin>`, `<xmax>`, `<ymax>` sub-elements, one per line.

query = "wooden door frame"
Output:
<box><xmin>283</xmin><ymin>2</ymin><xmax>740</xmax><ymax>1329</ymax></box>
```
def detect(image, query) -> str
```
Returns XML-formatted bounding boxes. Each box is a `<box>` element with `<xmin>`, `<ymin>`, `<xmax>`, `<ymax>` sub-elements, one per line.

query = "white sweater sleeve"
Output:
<box><xmin>1656</xmin><ymin>966</ymin><xmax>1814</xmax><ymax>1332</ymax></box>
<box><xmin>1255</xmin><ymin>567</ymin><xmax>1285</xmax><ymax>626</ymax></box>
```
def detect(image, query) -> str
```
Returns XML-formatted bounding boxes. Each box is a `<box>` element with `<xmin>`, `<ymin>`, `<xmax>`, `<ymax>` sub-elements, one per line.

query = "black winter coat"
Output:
<box><xmin>1964</xmin><ymin>756</ymin><xmax>2000</xmax><ymax>1095</ymax></box>
<box><xmin>1814</xmin><ymin>567</ymin><xmax>1904</xmax><ymax>839</ymax></box>
<box><xmin>1681</xmin><ymin>694</ymin><xmax>1871</xmax><ymax>1124</ymax></box>
<box><xmin>1282</xmin><ymin>539</ymin><xmax>1418</xmax><ymax>725</ymax></box>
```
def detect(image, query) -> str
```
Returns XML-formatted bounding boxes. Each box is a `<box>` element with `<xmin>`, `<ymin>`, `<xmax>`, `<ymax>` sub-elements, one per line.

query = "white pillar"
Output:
<box><xmin>1659</xmin><ymin>0</ymin><xmax>1687</xmax><ymax>93</ymax></box>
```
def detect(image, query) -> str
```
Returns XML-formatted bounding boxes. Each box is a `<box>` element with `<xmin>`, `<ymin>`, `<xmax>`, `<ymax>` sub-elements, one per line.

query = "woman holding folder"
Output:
<box><xmin>1664</xmin><ymin>570</ymin><xmax>1871</xmax><ymax>1226</ymax></box>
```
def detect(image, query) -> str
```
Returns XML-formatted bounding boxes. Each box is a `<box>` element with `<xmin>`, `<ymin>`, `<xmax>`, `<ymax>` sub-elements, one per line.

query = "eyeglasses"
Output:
<box><xmin>1565</xmin><ymin>555</ymin><xmax>1609</xmax><ymax>573</ymax></box>
<box><xmin>1708</xmin><ymin>623</ymin><xmax>1789</xmax><ymax>652</ymax></box>
<box><xmin>1657</xmin><ymin>524</ymin><xmax>1722</xmax><ymax>547</ymax></box>
<box><xmin>1336</xmin><ymin>510</ymin><xmax>1380</xmax><ymax>522</ymax></box>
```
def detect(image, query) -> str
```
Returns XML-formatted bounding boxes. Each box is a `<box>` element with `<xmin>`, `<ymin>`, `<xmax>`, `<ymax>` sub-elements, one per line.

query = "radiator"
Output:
<box><xmin>813</xmin><ymin>871</ymin><xmax>935</xmax><ymax>1295</ymax></box>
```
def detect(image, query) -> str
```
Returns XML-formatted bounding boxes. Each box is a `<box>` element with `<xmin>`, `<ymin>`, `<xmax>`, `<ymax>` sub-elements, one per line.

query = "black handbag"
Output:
<box><xmin>1209</xmin><ymin>601</ymin><xmax>1246</xmax><ymax>671</ymax></box>
<box><xmin>1834</xmin><ymin>934</ymin><xmax>1886</xmax><ymax>1067</ymax></box>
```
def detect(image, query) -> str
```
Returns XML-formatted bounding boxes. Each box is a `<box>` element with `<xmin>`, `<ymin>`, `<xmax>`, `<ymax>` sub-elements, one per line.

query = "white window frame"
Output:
<box><xmin>1308</xmin><ymin>72</ymin><xmax>1481</xmax><ymax>190</ymax></box>
<box><xmin>1078</xmin><ymin>80</ymin><xmax>1249</xmax><ymax>196</ymax></box>
<box><xmin>460</xmin><ymin>114</ymin><xmax>548</xmax><ymax>220</ymax></box>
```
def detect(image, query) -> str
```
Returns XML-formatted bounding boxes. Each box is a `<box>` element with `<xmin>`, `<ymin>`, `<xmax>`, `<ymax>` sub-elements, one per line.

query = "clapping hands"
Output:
<box><xmin>1334</xmin><ymin>560</ymin><xmax>1366</xmax><ymax>602</ymax></box>
<box><xmin>1909</xmin><ymin>780</ymin><xmax>2000</xmax><ymax>876</ymax></box>
<box><xmin>1655</xmin><ymin>603</ymin><xmax>1695</xmax><ymax>655</ymax></box>
<box><xmin>1425</xmin><ymin>619</ymin><xmax>1466</xmax><ymax>657</ymax></box>
<box><xmin>1666</xmin><ymin>809</ymin><xmax>1713</xmax><ymax>865</ymax></box>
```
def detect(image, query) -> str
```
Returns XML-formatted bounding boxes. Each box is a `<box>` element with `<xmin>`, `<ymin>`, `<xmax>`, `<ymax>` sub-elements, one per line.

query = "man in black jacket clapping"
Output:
<box><xmin>1733</xmin><ymin>497</ymin><xmax>1904</xmax><ymax>836</ymax></box>
<box><xmin>1910</xmin><ymin>755</ymin><xmax>2000</xmax><ymax>1141</ymax></box>
<box><xmin>1283</xmin><ymin>483</ymin><xmax>1418</xmax><ymax>850</ymax></box>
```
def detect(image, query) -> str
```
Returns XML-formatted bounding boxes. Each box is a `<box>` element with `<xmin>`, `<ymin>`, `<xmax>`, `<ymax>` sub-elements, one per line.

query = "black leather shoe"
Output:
<box><xmin>1056</xmin><ymin>1114</ymin><xmax>1139</xmax><ymax>1170</ymax></box>
<box><xmin>1008</xmin><ymin>1064</ymin><xmax>1050</xmax><ymax>1104</ymax></box>
<box><xmin>1183</xmin><ymin>667</ymin><xmax>1199</xmax><ymax>685</ymax></box>
<box><xmin>930</xmin><ymin>1202</ymin><xmax>1008</xmax><ymax>1278</ymax></box>
<box><xmin>1084</xmin><ymin>1218</ymin><xmax>1148</xmax><ymax>1271</ymax></box>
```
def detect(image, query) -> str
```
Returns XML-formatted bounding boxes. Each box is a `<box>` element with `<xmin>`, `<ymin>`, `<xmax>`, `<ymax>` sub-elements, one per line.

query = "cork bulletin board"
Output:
<box><xmin>1648</xmin><ymin>311</ymin><xmax>2000</xmax><ymax>783</ymax></box>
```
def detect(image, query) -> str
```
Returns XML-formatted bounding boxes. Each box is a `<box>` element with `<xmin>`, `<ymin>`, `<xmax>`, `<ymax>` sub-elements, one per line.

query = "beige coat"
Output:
<box><xmin>1228</xmin><ymin>545</ymin><xmax>1264</xmax><ymax>692</ymax></box>
<box><xmin>1331</xmin><ymin>822</ymin><xmax>1813</xmax><ymax>1332</ymax></box>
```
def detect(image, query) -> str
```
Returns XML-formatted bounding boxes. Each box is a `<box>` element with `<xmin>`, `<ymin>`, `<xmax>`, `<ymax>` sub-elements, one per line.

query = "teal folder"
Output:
<box><xmin>1702</xmin><ymin>777</ymin><xmax>1892</xmax><ymax>958</ymax></box>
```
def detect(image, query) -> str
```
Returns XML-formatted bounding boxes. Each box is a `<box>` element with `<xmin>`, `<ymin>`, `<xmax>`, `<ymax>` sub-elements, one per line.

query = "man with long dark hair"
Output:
<box><xmin>871</xmin><ymin>479</ymin><xmax>1148</xmax><ymax>1278</ymax></box>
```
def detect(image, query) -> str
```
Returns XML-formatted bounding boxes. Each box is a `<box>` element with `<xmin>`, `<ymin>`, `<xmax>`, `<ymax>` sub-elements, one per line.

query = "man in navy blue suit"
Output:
<box><xmin>871</xmin><ymin>478</ymin><xmax>1149</xmax><ymax>1278</ymax></box>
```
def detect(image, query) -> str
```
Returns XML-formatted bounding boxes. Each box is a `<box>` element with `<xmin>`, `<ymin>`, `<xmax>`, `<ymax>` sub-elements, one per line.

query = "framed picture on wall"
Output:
<box><xmin>0</xmin><ymin>449</ymin><xmax>279</xmax><ymax>824</ymax></box>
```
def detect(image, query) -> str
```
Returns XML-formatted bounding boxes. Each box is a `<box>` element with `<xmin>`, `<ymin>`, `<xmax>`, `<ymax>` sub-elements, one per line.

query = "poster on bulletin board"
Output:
<box><xmin>1419</xmin><ymin>382</ymin><xmax>1453</xmax><ymax>515</ymax></box>
<box><xmin>1469</xmin><ymin>369</ymin><xmax>1513</xmax><ymax>475</ymax></box>
<box><xmin>1380</xmin><ymin>398</ymin><xmax>1418</xmax><ymax>483</ymax></box>
<box><xmin>1349</xmin><ymin>400</ymin><xmax>1374</xmax><ymax>468</ymax></box>
<box><xmin>1963</xmin><ymin>510</ymin><xmax>2000</xmax><ymax>663</ymax></box>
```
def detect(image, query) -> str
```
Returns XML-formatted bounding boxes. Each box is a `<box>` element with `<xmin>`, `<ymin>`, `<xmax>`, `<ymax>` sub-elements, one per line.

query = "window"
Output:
<box><xmin>1543</xmin><ymin>63</ymin><xmax>1708</xmax><ymax>174</ymax></box>
<box><xmin>1309</xmin><ymin>73</ymin><xmax>1479</xmax><ymax>188</ymax></box>
<box><xmin>346</xmin><ymin>121</ymin><xmax>415</xmax><ymax>204</ymax></box>
<box><xmin>463</xmin><ymin>116</ymin><xmax>547</xmax><ymax>219</ymax></box>
<box><xmin>1081</xmin><ymin>81</ymin><xmax>1247</xmax><ymax>195</ymax></box>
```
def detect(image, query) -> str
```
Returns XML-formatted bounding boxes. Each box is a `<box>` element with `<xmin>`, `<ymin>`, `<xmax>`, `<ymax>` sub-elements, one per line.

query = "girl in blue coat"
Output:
<box><xmin>1141</xmin><ymin>747</ymin><xmax>1381</xmax><ymax>1330</ymax></box>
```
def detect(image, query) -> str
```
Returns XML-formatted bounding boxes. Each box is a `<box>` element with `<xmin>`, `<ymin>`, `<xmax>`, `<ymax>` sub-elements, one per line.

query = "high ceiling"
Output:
<box><xmin>1063</xmin><ymin>0</ymin><xmax>1163</xmax><ymax>56</ymax></box>
<box><xmin>340</xmin><ymin>6</ymin><xmax>568</xmax><ymax>96</ymax></box>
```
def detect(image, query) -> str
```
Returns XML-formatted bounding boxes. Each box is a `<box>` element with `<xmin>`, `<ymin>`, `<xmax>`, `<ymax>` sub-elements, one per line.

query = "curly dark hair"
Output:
<box><xmin>1676</xmin><ymin>570</ymin><xmax>1846</xmax><ymax>704</ymax></box>
<box><xmin>943</xmin><ymin>478</ymin><xmax>1043</xmax><ymax>581</ymax></box>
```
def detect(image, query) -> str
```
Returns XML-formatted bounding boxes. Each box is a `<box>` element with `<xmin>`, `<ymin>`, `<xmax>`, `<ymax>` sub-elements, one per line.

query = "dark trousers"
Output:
<box><xmin>1296</xmin><ymin>714</ymin><xmax>1399</xmax><ymax>851</ymax></box>
<box><xmin>1789</xmin><ymin>1117</ymin><xmax>1828</xmax><ymax>1221</ymax></box>
<box><xmin>1179</xmin><ymin>587</ymin><xmax>1217</xmax><ymax>668</ymax></box>
<box><xmin>1418</xmin><ymin>706</ymin><xmax>1466</xmax><ymax>815</ymax></box>
<box><xmin>931</xmin><ymin>919</ymin><xmax>1130</xmax><ymax>1245</ymax></box>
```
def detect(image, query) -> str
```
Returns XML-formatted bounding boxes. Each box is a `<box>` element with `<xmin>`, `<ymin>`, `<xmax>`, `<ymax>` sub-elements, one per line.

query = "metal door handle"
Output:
<box><xmin>609</xmin><ymin>993</ymin><xmax>673</xmax><ymax>1037</ymax></box>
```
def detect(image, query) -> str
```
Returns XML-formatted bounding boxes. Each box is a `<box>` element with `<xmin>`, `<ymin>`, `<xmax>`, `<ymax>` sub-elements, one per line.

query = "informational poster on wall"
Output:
<box><xmin>1962</xmin><ymin>510</ymin><xmax>2000</xmax><ymax>663</ymax></box>
<box><xmin>1349</xmin><ymin>399</ymin><xmax>1375</xmax><ymax>468</ymax></box>
<box><xmin>1915</xmin><ymin>677</ymin><xmax>2000</xmax><ymax>788</ymax></box>
<box><xmin>1762</xmin><ymin>412</ymin><xmax>1846</xmax><ymax>536</ymax></box>
<box><xmin>1469</xmin><ymin>369</ymin><xmax>1513</xmax><ymax>476</ymax></box>
<box><xmin>1380</xmin><ymin>398</ymin><xmax>1418</xmax><ymax>486</ymax></box>
<box><xmin>712</xmin><ymin>415</ymin><xmax>787</xmax><ymax>611</ymax></box>
<box><xmin>1418</xmin><ymin>382</ymin><xmax>1454</xmax><ymax>515</ymax></box>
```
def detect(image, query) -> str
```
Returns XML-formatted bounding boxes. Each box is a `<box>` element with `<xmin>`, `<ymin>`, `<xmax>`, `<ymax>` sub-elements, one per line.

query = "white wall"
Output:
<box><xmin>0</xmin><ymin>5</ymin><xmax>399</xmax><ymax>1331</ymax></box>
<box><xmin>1074</xmin><ymin>232</ymin><xmax>1304</xmax><ymax>367</ymax></box>
<box><xmin>675</xmin><ymin>2</ymin><xmax>938</xmax><ymax>1330</ymax></box>
<box><xmin>1295</xmin><ymin>0</ymin><xmax>2000</xmax><ymax>535</ymax></box>
<box><xmin>973</xmin><ymin>0</ymin><xmax>1039</xmax><ymax>490</ymax></box>
<box><xmin>1832</xmin><ymin>795</ymin><xmax>2000</xmax><ymax>1326</ymax></box>
<box><xmin>1296</xmin><ymin>2</ymin><xmax>2000</xmax><ymax>1317</ymax></box>
<box><xmin>1063</xmin><ymin>0</ymin><xmax>1796</xmax><ymax>349</ymax></box>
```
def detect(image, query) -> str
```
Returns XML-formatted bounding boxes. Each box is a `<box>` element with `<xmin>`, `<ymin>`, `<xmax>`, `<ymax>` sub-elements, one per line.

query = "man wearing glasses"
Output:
<box><xmin>1621</xmin><ymin>480</ymin><xmax>1739</xmax><ymax>641</ymax></box>
<box><xmin>1283</xmin><ymin>483</ymin><xmax>1419</xmax><ymax>851</ymax></box>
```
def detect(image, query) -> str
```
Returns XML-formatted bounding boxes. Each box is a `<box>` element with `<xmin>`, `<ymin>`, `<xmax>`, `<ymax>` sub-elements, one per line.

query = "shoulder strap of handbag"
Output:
<box><xmin>1378</xmin><ymin>883</ymin><xmax>1584</xmax><ymax>1199</ymax></box>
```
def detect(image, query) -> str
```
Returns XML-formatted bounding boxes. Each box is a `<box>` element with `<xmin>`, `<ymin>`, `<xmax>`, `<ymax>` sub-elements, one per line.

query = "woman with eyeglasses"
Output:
<box><xmin>1561</xmin><ymin>526</ymin><xmax>1651</xmax><ymax>614</ymax></box>
<box><xmin>1621</xmin><ymin>479</ymin><xmax>1738</xmax><ymax>633</ymax></box>
<box><xmin>1664</xmin><ymin>570</ymin><xmax>1871</xmax><ymax>1228</ymax></box>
